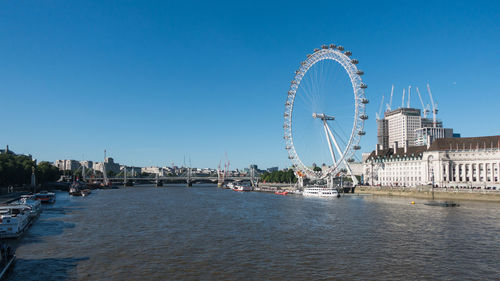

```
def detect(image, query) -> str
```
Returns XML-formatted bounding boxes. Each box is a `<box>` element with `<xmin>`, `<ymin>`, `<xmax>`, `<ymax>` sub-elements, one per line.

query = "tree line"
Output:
<box><xmin>0</xmin><ymin>152</ymin><xmax>61</xmax><ymax>187</ymax></box>
<box><xmin>260</xmin><ymin>169</ymin><xmax>297</xmax><ymax>183</ymax></box>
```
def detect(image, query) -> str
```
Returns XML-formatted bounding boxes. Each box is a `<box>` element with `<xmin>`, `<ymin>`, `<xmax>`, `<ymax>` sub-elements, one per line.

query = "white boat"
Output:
<box><xmin>14</xmin><ymin>195</ymin><xmax>42</xmax><ymax>218</ymax></box>
<box><xmin>302</xmin><ymin>186</ymin><xmax>340</xmax><ymax>198</ymax></box>
<box><xmin>0</xmin><ymin>205</ymin><xmax>32</xmax><ymax>238</ymax></box>
<box><xmin>232</xmin><ymin>182</ymin><xmax>253</xmax><ymax>192</ymax></box>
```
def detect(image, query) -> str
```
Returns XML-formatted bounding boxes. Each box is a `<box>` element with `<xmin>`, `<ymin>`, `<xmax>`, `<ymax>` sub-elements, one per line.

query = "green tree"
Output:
<box><xmin>36</xmin><ymin>161</ymin><xmax>61</xmax><ymax>184</ymax></box>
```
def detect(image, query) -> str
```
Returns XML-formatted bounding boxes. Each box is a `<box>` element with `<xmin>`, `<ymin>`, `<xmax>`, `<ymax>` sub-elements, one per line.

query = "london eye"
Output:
<box><xmin>283</xmin><ymin>44</ymin><xmax>368</xmax><ymax>187</ymax></box>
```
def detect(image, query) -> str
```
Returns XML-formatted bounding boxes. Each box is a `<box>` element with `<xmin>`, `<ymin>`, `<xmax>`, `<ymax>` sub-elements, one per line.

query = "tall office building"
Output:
<box><xmin>377</xmin><ymin>107</ymin><xmax>454</xmax><ymax>149</ymax></box>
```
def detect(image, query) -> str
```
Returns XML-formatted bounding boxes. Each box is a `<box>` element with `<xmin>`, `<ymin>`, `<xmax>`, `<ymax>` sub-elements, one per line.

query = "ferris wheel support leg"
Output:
<box><xmin>325</xmin><ymin>124</ymin><xmax>359</xmax><ymax>186</ymax></box>
<box><xmin>327</xmin><ymin>175</ymin><xmax>334</xmax><ymax>188</ymax></box>
<box><xmin>323</xmin><ymin>121</ymin><xmax>337</xmax><ymax>164</ymax></box>
<box><xmin>297</xmin><ymin>177</ymin><xmax>304</xmax><ymax>188</ymax></box>
<box><xmin>344</xmin><ymin>162</ymin><xmax>359</xmax><ymax>186</ymax></box>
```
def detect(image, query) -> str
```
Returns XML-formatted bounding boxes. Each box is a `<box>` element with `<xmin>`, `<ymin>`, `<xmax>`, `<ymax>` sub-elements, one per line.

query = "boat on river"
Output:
<box><xmin>0</xmin><ymin>205</ymin><xmax>32</xmax><ymax>238</ymax></box>
<box><xmin>232</xmin><ymin>182</ymin><xmax>253</xmax><ymax>192</ymax></box>
<box><xmin>69</xmin><ymin>181</ymin><xmax>91</xmax><ymax>196</ymax></box>
<box><xmin>34</xmin><ymin>191</ymin><xmax>56</xmax><ymax>204</ymax></box>
<box><xmin>0</xmin><ymin>243</ymin><xmax>15</xmax><ymax>279</ymax></box>
<box><xmin>302</xmin><ymin>186</ymin><xmax>340</xmax><ymax>198</ymax></box>
<box><xmin>15</xmin><ymin>195</ymin><xmax>42</xmax><ymax>219</ymax></box>
<box><xmin>275</xmin><ymin>191</ymin><xmax>289</xmax><ymax>195</ymax></box>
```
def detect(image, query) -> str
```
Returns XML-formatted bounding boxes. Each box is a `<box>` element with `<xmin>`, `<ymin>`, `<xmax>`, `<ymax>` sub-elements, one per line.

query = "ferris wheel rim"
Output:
<box><xmin>284</xmin><ymin>45</ymin><xmax>367</xmax><ymax>180</ymax></box>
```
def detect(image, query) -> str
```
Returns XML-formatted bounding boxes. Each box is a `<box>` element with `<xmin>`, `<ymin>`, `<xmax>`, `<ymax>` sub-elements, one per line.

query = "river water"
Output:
<box><xmin>6</xmin><ymin>185</ymin><xmax>500</xmax><ymax>280</ymax></box>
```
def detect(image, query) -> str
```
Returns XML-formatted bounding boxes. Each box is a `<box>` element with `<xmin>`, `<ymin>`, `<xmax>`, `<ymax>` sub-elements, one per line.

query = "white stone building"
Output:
<box><xmin>363</xmin><ymin>135</ymin><xmax>500</xmax><ymax>188</ymax></box>
<box><xmin>93</xmin><ymin>157</ymin><xmax>120</xmax><ymax>174</ymax></box>
<box><xmin>378</xmin><ymin>107</ymin><xmax>454</xmax><ymax>149</ymax></box>
<box><xmin>54</xmin><ymin>159</ymin><xmax>81</xmax><ymax>171</ymax></box>
<box><xmin>385</xmin><ymin>108</ymin><xmax>422</xmax><ymax>148</ymax></box>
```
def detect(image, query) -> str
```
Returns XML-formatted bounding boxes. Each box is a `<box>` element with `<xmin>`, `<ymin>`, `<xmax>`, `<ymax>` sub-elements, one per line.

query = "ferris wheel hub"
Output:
<box><xmin>312</xmin><ymin>113</ymin><xmax>335</xmax><ymax>121</ymax></box>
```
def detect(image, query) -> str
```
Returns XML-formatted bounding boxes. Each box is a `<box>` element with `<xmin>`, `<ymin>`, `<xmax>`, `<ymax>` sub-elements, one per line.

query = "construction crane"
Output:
<box><xmin>401</xmin><ymin>89</ymin><xmax>405</xmax><ymax>108</ymax></box>
<box><xmin>376</xmin><ymin>95</ymin><xmax>384</xmax><ymax>120</ymax></box>
<box><xmin>386</xmin><ymin>85</ymin><xmax>394</xmax><ymax>111</ymax></box>
<box><xmin>416</xmin><ymin>87</ymin><xmax>430</xmax><ymax>118</ymax></box>
<box><xmin>407</xmin><ymin>86</ymin><xmax>411</xmax><ymax>108</ymax></box>
<box><xmin>426</xmin><ymin>84</ymin><xmax>438</xmax><ymax>127</ymax></box>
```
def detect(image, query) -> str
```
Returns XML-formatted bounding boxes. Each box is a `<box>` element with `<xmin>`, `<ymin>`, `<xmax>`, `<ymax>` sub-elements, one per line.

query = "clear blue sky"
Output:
<box><xmin>1</xmin><ymin>0</ymin><xmax>499</xmax><ymax>169</ymax></box>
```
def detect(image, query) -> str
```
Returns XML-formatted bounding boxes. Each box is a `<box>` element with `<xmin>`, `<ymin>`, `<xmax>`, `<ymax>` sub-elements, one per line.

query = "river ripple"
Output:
<box><xmin>6</xmin><ymin>185</ymin><xmax>500</xmax><ymax>280</ymax></box>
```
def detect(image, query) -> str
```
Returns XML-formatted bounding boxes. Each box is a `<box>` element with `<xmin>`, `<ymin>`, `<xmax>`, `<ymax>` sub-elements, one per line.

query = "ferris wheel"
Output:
<box><xmin>283</xmin><ymin>44</ymin><xmax>368</xmax><ymax>185</ymax></box>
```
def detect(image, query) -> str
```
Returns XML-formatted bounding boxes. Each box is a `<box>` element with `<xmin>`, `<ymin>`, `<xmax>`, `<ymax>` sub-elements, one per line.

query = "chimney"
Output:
<box><xmin>404</xmin><ymin>140</ymin><xmax>408</xmax><ymax>154</ymax></box>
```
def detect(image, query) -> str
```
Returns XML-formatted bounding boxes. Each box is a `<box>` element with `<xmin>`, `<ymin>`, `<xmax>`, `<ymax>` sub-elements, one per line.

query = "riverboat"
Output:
<box><xmin>0</xmin><ymin>244</ymin><xmax>15</xmax><ymax>279</ymax></box>
<box><xmin>302</xmin><ymin>186</ymin><xmax>340</xmax><ymax>198</ymax></box>
<box><xmin>34</xmin><ymin>191</ymin><xmax>56</xmax><ymax>204</ymax></box>
<box><xmin>275</xmin><ymin>191</ymin><xmax>289</xmax><ymax>195</ymax></box>
<box><xmin>15</xmin><ymin>195</ymin><xmax>42</xmax><ymax>219</ymax></box>
<box><xmin>0</xmin><ymin>205</ymin><xmax>32</xmax><ymax>238</ymax></box>
<box><xmin>80</xmin><ymin>189</ymin><xmax>91</xmax><ymax>197</ymax></box>
<box><xmin>69</xmin><ymin>181</ymin><xmax>87</xmax><ymax>196</ymax></box>
<box><xmin>232</xmin><ymin>182</ymin><xmax>253</xmax><ymax>192</ymax></box>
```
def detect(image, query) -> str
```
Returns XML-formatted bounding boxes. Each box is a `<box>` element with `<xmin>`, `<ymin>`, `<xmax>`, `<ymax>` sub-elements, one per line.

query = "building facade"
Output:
<box><xmin>93</xmin><ymin>157</ymin><xmax>120</xmax><ymax>174</ymax></box>
<box><xmin>385</xmin><ymin>108</ymin><xmax>422</xmax><ymax>148</ymax></box>
<box><xmin>415</xmin><ymin>127</ymin><xmax>453</xmax><ymax>146</ymax></box>
<box><xmin>364</xmin><ymin>135</ymin><xmax>500</xmax><ymax>188</ymax></box>
<box><xmin>377</xmin><ymin>107</ymin><xmax>454</xmax><ymax>149</ymax></box>
<box><xmin>54</xmin><ymin>159</ymin><xmax>81</xmax><ymax>171</ymax></box>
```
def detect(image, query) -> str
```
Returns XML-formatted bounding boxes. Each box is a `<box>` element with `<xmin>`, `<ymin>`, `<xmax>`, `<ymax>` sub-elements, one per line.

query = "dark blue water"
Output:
<box><xmin>6</xmin><ymin>185</ymin><xmax>500</xmax><ymax>280</ymax></box>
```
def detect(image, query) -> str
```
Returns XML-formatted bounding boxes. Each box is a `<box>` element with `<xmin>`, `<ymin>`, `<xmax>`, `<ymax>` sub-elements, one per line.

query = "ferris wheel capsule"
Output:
<box><xmin>344</xmin><ymin>51</ymin><xmax>352</xmax><ymax>56</ymax></box>
<box><xmin>314</xmin><ymin>48</ymin><xmax>320</xmax><ymax>52</ymax></box>
<box><xmin>356</xmin><ymin>70</ymin><xmax>364</xmax><ymax>76</ymax></box>
<box><xmin>353</xmin><ymin>145</ymin><xmax>361</xmax><ymax>150</ymax></box>
<box><xmin>321</xmin><ymin>45</ymin><xmax>328</xmax><ymax>49</ymax></box>
<box><xmin>358</xmin><ymin>131</ymin><xmax>366</xmax><ymax>136</ymax></box>
<box><xmin>360</xmin><ymin>114</ymin><xmax>369</xmax><ymax>120</ymax></box>
<box><xmin>360</xmin><ymin>83</ymin><xmax>367</xmax><ymax>89</ymax></box>
<box><xmin>337</xmin><ymin>45</ymin><xmax>344</xmax><ymax>51</ymax></box>
<box><xmin>361</xmin><ymin>98</ymin><xmax>369</xmax><ymax>104</ymax></box>
<box><xmin>329</xmin><ymin>44</ymin><xmax>336</xmax><ymax>49</ymax></box>
<box><xmin>351</xmin><ymin>59</ymin><xmax>359</xmax><ymax>64</ymax></box>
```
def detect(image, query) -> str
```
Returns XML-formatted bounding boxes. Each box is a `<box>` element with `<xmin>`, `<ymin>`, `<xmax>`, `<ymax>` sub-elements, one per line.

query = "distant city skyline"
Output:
<box><xmin>1</xmin><ymin>0</ymin><xmax>499</xmax><ymax>169</ymax></box>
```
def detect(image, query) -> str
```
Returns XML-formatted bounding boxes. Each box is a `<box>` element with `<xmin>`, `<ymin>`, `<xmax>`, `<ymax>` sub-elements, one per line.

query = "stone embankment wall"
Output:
<box><xmin>256</xmin><ymin>183</ymin><xmax>297</xmax><ymax>193</ymax></box>
<box><xmin>356</xmin><ymin>185</ymin><xmax>500</xmax><ymax>202</ymax></box>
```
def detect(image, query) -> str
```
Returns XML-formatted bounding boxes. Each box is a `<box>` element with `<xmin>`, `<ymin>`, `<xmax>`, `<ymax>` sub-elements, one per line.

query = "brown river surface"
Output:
<box><xmin>5</xmin><ymin>184</ymin><xmax>500</xmax><ymax>280</ymax></box>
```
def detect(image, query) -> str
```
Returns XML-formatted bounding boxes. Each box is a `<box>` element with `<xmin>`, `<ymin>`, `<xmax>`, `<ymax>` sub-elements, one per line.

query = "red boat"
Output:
<box><xmin>275</xmin><ymin>191</ymin><xmax>288</xmax><ymax>195</ymax></box>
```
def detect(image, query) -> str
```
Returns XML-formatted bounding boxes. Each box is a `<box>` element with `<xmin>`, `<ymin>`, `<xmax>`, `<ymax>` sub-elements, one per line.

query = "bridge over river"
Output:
<box><xmin>88</xmin><ymin>176</ymin><xmax>254</xmax><ymax>186</ymax></box>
